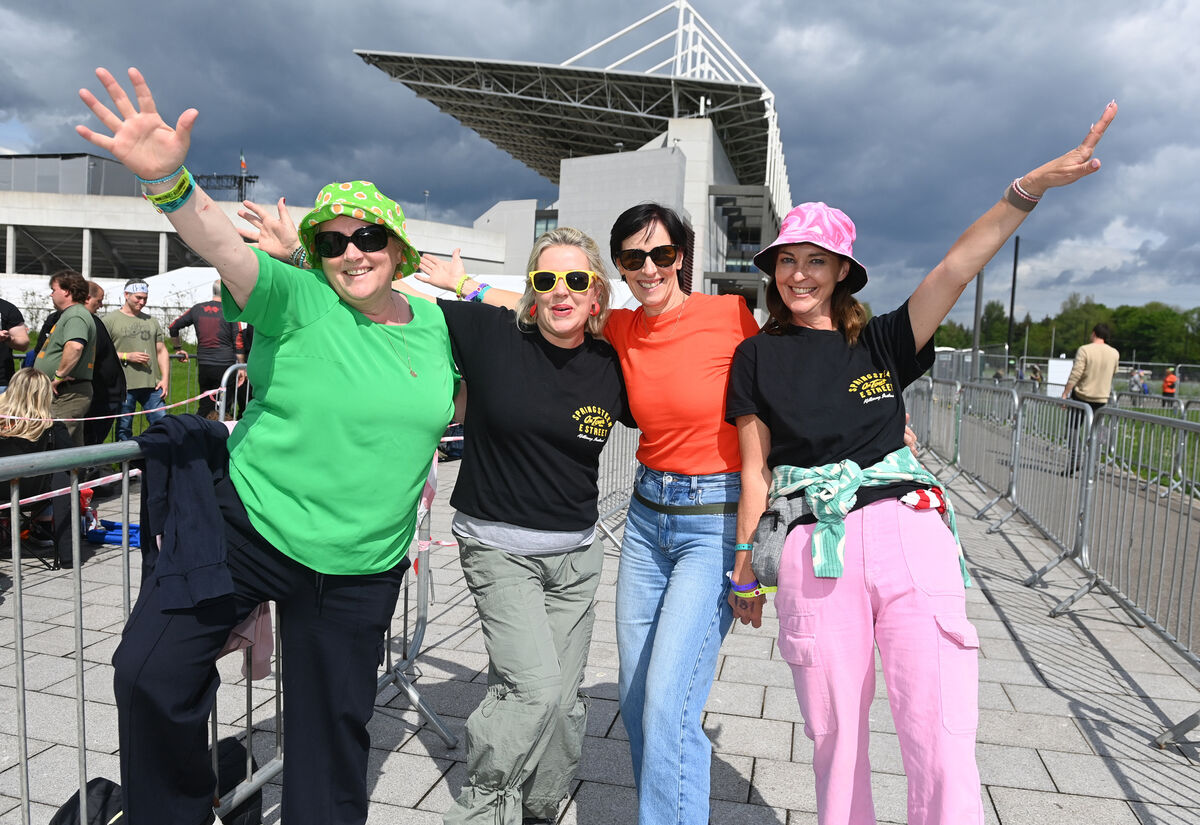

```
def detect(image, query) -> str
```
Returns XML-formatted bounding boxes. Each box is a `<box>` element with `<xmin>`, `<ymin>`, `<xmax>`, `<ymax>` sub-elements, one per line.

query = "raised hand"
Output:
<box><xmin>1021</xmin><ymin>101</ymin><xmax>1117</xmax><ymax>195</ymax></box>
<box><xmin>238</xmin><ymin>197</ymin><xmax>301</xmax><ymax>262</ymax></box>
<box><xmin>416</xmin><ymin>249</ymin><xmax>467</xmax><ymax>292</ymax></box>
<box><xmin>76</xmin><ymin>68</ymin><xmax>195</xmax><ymax>182</ymax></box>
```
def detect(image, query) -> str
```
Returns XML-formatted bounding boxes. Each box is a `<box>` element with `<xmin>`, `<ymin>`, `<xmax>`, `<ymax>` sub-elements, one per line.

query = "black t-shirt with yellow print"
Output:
<box><xmin>725</xmin><ymin>300</ymin><xmax>934</xmax><ymax>515</ymax></box>
<box><xmin>439</xmin><ymin>299</ymin><xmax>633</xmax><ymax>531</ymax></box>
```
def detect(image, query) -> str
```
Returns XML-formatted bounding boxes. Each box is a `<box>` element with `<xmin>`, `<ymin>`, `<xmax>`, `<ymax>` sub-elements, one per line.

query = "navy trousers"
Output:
<box><xmin>112</xmin><ymin>478</ymin><xmax>407</xmax><ymax>825</ymax></box>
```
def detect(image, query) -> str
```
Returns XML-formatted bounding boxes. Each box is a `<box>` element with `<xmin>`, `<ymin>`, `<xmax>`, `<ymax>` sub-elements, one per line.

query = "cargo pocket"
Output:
<box><xmin>934</xmin><ymin>614</ymin><xmax>980</xmax><ymax>734</ymax></box>
<box><xmin>777</xmin><ymin>624</ymin><xmax>836</xmax><ymax>737</ymax></box>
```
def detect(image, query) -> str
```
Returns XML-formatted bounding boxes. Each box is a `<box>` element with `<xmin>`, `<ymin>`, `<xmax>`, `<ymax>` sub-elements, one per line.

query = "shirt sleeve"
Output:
<box><xmin>2</xmin><ymin>302</ymin><xmax>25</xmax><ymax>330</ymax></box>
<box><xmin>58</xmin><ymin>308</ymin><xmax>94</xmax><ymax>345</ymax></box>
<box><xmin>1067</xmin><ymin>349</ymin><xmax>1087</xmax><ymax>387</ymax></box>
<box><xmin>168</xmin><ymin>308</ymin><xmax>193</xmax><ymax>337</ymax></box>
<box><xmin>724</xmin><ymin>337</ymin><xmax>762</xmax><ymax>424</ymax></box>
<box><xmin>882</xmin><ymin>300</ymin><xmax>934</xmax><ymax>387</ymax></box>
<box><xmin>223</xmin><ymin>248</ymin><xmax>338</xmax><ymax>336</ymax></box>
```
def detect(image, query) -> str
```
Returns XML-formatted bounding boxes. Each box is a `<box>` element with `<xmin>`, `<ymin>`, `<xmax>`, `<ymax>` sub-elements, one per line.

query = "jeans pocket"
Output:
<box><xmin>934</xmin><ymin>614</ymin><xmax>980</xmax><ymax>734</ymax></box>
<box><xmin>899</xmin><ymin>506</ymin><xmax>965</xmax><ymax>596</ymax></box>
<box><xmin>777</xmin><ymin>624</ymin><xmax>836</xmax><ymax>737</ymax></box>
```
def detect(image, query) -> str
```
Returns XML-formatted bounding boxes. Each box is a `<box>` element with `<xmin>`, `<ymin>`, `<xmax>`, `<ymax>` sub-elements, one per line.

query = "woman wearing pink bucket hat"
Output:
<box><xmin>726</xmin><ymin>101</ymin><xmax>1117</xmax><ymax>824</ymax></box>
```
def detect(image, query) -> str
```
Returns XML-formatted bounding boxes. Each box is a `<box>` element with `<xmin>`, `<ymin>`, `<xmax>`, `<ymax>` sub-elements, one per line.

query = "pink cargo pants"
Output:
<box><xmin>775</xmin><ymin>498</ymin><xmax>984</xmax><ymax>825</ymax></box>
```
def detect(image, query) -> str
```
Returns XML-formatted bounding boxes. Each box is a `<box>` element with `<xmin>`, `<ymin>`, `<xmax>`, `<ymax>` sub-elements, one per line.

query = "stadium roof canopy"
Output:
<box><xmin>356</xmin><ymin>0</ymin><xmax>791</xmax><ymax>216</ymax></box>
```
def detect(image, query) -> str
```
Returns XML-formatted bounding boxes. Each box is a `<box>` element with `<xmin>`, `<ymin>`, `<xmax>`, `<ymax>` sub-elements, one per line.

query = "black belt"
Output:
<box><xmin>633</xmin><ymin>489</ymin><xmax>738</xmax><ymax>516</ymax></box>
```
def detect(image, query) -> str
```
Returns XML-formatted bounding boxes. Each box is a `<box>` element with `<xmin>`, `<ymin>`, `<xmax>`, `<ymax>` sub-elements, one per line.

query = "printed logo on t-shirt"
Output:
<box><xmin>848</xmin><ymin>371</ymin><xmax>895</xmax><ymax>405</ymax></box>
<box><xmin>572</xmin><ymin>405</ymin><xmax>613</xmax><ymax>443</ymax></box>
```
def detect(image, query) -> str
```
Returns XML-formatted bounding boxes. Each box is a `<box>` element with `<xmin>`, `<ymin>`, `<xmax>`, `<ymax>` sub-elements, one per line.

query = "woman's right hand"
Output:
<box><xmin>416</xmin><ymin>249</ymin><xmax>468</xmax><ymax>293</ymax></box>
<box><xmin>238</xmin><ymin>197</ymin><xmax>301</xmax><ymax>262</ymax></box>
<box><xmin>76</xmin><ymin>67</ymin><xmax>194</xmax><ymax>182</ymax></box>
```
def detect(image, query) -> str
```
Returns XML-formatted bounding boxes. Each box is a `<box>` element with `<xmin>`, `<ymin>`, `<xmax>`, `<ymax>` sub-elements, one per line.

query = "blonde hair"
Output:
<box><xmin>515</xmin><ymin>227</ymin><xmax>613</xmax><ymax>339</ymax></box>
<box><xmin>0</xmin><ymin>368</ymin><xmax>54</xmax><ymax>442</ymax></box>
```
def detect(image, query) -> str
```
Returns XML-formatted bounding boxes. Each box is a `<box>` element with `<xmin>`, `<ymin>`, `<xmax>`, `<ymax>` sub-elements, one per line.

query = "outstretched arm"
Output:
<box><xmin>416</xmin><ymin>250</ymin><xmax>521</xmax><ymax>309</ymax></box>
<box><xmin>77</xmin><ymin>68</ymin><xmax>258</xmax><ymax>308</ymax></box>
<box><xmin>908</xmin><ymin>101</ymin><xmax>1118</xmax><ymax>350</ymax></box>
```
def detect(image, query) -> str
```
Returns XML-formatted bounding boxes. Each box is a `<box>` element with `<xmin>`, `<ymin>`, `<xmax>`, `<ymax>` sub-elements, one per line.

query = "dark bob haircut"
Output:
<box><xmin>608</xmin><ymin>203</ymin><xmax>692</xmax><ymax>271</ymax></box>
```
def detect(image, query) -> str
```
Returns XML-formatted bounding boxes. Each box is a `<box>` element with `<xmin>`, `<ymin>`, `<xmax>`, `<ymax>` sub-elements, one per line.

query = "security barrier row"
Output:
<box><xmin>903</xmin><ymin>378</ymin><xmax>1200</xmax><ymax>747</ymax></box>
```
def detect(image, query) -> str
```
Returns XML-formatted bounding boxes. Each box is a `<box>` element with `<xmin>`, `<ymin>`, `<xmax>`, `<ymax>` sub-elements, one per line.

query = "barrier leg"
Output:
<box><xmin>1153</xmin><ymin>710</ymin><xmax>1200</xmax><ymax>748</ymax></box>
<box><xmin>1023</xmin><ymin>549</ymin><xmax>1074</xmax><ymax>586</ymax></box>
<box><xmin>986</xmin><ymin>508</ymin><xmax>1017</xmax><ymax>534</ymax></box>
<box><xmin>973</xmin><ymin>493</ymin><xmax>1002</xmax><ymax>519</ymax></box>
<box><xmin>1049</xmin><ymin>576</ymin><xmax>1098</xmax><ymax>617</ymax></box>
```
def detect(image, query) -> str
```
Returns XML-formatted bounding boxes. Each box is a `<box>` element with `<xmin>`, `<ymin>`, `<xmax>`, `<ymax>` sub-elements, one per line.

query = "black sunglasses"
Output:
<box><xmin>313</xmin><ymin>224</ymin><xmax>391</xmax><ymax>258</ymax></box>
<box><xmin>528</xmin><ymin>270</ymin><xmax>596</xmax><ymax>293</ymax></box>
<box><xmin>616</xmin><ymin>244</ymin><xmax>680</xmax><ymax>271</ymax></box>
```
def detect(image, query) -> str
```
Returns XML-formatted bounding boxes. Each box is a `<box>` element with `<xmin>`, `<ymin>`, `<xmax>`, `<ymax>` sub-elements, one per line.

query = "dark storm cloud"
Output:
<box><xmin>2</xmin><ymin>0</ymin><xmax>1195</xmax><ymax>315</ymax></box>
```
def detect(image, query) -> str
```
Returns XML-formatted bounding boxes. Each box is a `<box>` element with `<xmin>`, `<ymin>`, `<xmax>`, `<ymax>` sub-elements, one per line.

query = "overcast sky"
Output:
<box><xmin>1</xmin><ymin>0</ymin><xmax>1195</xmax><ymax>327</ymax></box>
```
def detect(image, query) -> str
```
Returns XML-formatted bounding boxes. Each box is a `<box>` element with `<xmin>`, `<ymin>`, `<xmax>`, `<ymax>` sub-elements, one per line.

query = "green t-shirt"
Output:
<box><xmin>103</xmin><ymin>311</ymin><xmax>165</xmax><ymax>390</ymax></box>
<box><xmin>35</xmin><ymin>303</ymin><xmax>96</xmax><ymax>380</ymax></box>
<box><xmin>224</xmin><ymin>249</ymin><xmax>459</xmax><ymax>575</ymax></box>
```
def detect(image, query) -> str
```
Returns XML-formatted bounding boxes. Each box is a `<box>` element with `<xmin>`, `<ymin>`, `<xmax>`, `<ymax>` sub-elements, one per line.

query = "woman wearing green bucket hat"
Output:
<box><xmin>77</xmin><ymin>67</ymin><xmax>459</xmax><ymax>825</ymax></box>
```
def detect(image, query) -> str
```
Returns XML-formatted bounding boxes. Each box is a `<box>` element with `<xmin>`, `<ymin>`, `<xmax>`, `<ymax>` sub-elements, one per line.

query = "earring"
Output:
<box><xmin>589</xmin><ymin>303</ymin><xmax>600</xmax><ymax>317</ymax></box>
<box><xmin>529</xmin><ymin>305</ymin><xmax>537</xmax><ymax>318</ymax></box>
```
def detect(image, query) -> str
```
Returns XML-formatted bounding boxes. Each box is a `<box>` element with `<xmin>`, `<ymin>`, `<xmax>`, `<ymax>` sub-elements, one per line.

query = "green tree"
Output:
<box><xmin>935</xmin><ymin>319</ymin><xmax>972</xmax><ymax>349</ymax></box>
<box><xmin>980</xmin><ymin>300</ymin><xmax>1008</xmax><ymax>348</ymax></box>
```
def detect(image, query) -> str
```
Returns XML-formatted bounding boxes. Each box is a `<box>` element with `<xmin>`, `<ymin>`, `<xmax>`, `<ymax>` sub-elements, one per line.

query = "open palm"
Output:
<box><xmin>76</xmin><ymin>67</ymin><xmax>196</xmax><ymax>182</ymax></box>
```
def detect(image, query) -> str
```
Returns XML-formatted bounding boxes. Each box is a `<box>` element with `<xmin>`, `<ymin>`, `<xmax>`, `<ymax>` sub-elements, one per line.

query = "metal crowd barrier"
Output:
<box><xmin>921</xmin><ymin>384</ymin><xmax>1200</xmax><ymax>747</ymax></box>
<box><xmin>1006</xmin><ymin>396</ymin><xmax>1093</xmax><ymax>581</ymax></box>
<box><xmin>928</xmin><ymin>378</ymin><xmax>960</xmax><ymax>468</ymax></box>
<box><xmin>1</xmin><ymin>430</ymin><xmax>446</xmax><ymax>823</ymax></box>
<box><xmin>903</xmin><ymin>376</ymin><xmax>932</xmax><ymax>450</ymax></box>
<box><xmin>1112</xmin><ymin>391</ymin><xmax>1185</xmax><ymax>417</ymax></box>
<box><xmin>594</xmin><ymin>422</ymin><xmax>640</xmax><ymax>547</ymax></box>
<box><xmin>955</xmin><ymin>383</ymin><xmax>1019</xmax><ymax>517</ymax></box>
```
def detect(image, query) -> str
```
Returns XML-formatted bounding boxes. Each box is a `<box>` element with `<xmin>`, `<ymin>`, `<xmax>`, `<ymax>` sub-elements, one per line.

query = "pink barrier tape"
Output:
<box><xmin>0</xmin><ymin>468</ymin><xmax>142</xmax><ymax>512</ymax></box>
<box><xmin>0</xmin><ymin>390</ymin><xmax>220</xmax><ymax>424</ymax></box>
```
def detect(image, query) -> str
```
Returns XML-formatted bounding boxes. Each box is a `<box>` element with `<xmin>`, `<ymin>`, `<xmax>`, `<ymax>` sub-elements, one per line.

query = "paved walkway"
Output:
<box><xmin>2</xmin><ymin>453</ymin><xmax>1198</xmax><ymax>823</ymax></box>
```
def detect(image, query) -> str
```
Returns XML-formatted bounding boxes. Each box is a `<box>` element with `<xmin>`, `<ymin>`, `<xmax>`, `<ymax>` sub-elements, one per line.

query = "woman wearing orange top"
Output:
<box><xmin>419</xmin><ymin>203</ymin><xmax>758</xmax><ymax>825</ymax></box>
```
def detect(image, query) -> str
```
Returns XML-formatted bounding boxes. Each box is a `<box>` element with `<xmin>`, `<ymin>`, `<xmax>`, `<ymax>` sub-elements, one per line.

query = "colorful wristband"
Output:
<box><xmin>730</xmin><ymin>585</ymin><xmax>776</xmax><ymax>599</ymax></box>
<box><xmin>136</xmin><ymin>165</ymin><xmax>185</xmax><ymax>186</ymax></box>
<box><xmin>730</xmin><ymin>578</ymin><xmax>762</xmax><ymax>593</ymax></box>
<box><xmin>734</xmin><ymin>542</ymin><xmax>753</xmax><ymax>551</ymax></box>
<box><xmin>454</xmin><ymin>275</ymin><xmax>471</xmax><ymax>297</ymax></box>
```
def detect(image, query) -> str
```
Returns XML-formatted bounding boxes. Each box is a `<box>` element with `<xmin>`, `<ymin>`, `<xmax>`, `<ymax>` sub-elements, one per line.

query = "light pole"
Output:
<box><xmin>423</xmin><ymin>190</ymin><xmax>430</xmax><ymax>220</ymax></box>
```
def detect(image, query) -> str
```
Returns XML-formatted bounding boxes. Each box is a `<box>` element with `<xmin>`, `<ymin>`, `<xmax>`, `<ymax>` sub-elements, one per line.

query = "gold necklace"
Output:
<box><xmin>379</xmin><ymin>294</ymin><xmax>418</xmax><ymax>378</ymax></box>
<box><xmin>640</xmin><ymin>294</ymin><xmax>689</xmax><ymax>339</ymax></box>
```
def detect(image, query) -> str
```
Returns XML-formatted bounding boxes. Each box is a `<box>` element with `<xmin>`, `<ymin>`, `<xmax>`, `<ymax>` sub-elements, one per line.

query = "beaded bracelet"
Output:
<box><xmin>289</xmin><ymin>246</ymin><xmax>309</xmax><ymax>268</ymax></box>
<box><xmin>454</xmin><ymin>275</ymin><xmax>471</xmax><ymax>297</ymax></box>
<box><xmin>136</xmin><ymin>165</ymin><xmax>185</xmax><ymax>186</ymax></box>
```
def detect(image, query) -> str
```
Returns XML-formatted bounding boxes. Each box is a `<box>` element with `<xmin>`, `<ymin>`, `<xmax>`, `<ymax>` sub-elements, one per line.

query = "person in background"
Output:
<box><xmin>104</xmin><ymin>278</ymin><xmax>170</xmax><ymax>440</ymax></box>
<box><xmin>1061</xmin><ymin>323</ymin><xmax>1119</xmax><ymax>412</ymax></box>
<box><xmin>34</xmin><ymin>270</ymin><xmax>96</xmax><ymax>446</ymax></box>
<box><xmin>84</xmin><ymin>281</ymin><xmax>127</xmax><ymax>445</ymax></box>
<box><xmin>168</xmin><ymin>279</ymin><xmax>245</xmax><ymax>418</ymax></box>
<box><xmin>1162</xmin><ymin>366</ymin><xmax>1178</xmax><ymax>397</ymax></box>
<box><xmin>0</xmin><ymin>296</ymin><xmax>30</xmax><ymax>391</ymax></box>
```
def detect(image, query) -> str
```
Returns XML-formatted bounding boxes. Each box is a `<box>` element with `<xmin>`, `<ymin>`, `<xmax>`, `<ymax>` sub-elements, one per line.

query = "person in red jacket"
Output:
<box><xmin>1162</xmin><ymin>367</ymin><xmax>1178</xmax><ymax>397</ymax></box>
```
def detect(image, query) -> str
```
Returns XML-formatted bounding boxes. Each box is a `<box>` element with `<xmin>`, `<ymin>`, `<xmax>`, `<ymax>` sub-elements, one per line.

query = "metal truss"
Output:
<box><xmin>356</xmin><ymin>1</ymin><xmax>791</xmax><ymax>216</ymax></box>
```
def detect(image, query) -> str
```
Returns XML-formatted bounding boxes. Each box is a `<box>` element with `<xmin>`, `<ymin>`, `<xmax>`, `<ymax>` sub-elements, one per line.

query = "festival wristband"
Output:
<box><xmin>454</xmin><ymin>275</ymin><xmax>471</xmax><ymax>297</ymax></box>
<box><xmin>734</xmin><ymin>542</ymin><xmax>753</xmax><ymax>551</ymax></box>
<box><xmin>731</xmin><ymin>585</ymin><xmax>776</xmax><ymax>599</ymax></box>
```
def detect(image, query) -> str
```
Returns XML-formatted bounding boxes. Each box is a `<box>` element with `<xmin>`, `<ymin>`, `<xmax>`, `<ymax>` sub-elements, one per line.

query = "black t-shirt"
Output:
<box><xmin>168</xmin><ymin>300</ymin><xmax>243</xmax><ymax>366</ymax></box>
<box><xmin>440</xmin><ymin>300</ymin><xmax>633</xmax><ymax>531</ymax></box>
<box><xmin>0</xmin><ymin>299</ymin><xmax>26</xmax><ymax>384</ymax></box>
<box><xmin>725</xmin><ymin>301</ymin><xmax>934</xmax><ymax>513</ymax></box>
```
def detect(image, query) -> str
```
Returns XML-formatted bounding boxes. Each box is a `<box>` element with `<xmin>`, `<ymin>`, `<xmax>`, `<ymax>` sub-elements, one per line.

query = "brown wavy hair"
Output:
<box><xmin>761</xmin><ymin>252</ymin><xmax>867</xmax><ymax>346</ymax></box>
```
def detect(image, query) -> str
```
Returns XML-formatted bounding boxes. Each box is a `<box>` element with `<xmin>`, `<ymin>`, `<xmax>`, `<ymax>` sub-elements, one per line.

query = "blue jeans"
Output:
<box><xmin>615</xmin><ymin>465</ymin><xmax>738</xmax><ymax>825</ymax></box>
<box><xmin>116</xmin><ymin>387</ymin><xmax>166</xmax><ymax>441</ymax></box>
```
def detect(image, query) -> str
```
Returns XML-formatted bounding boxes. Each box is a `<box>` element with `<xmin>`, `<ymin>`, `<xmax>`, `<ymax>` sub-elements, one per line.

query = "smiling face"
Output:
<box><xmin>317</xmin><ymin>215</ymin><xmax>403</xmax><ymax>316</ymax></box>
<box><xmin>532</xmin><ymin>244</ymin><xmax>598</xmax><ymax>349</ymax></box>
<box><xmin>773</xmin><ymin>243</ymin><xmax>850</xmax><ymax>330</ymax></box>
<box><xmin>616</xmin><ymin>220</ymin><xmax>685</xmax><ymax>316</ymax></box>
<box><xmin>123</xmin><ymin>290</ymin><xmax>148</xmax><ymax>314</ymax></box>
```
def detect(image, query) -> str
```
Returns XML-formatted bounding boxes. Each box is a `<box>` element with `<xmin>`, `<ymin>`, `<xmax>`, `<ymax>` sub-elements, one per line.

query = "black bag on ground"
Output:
<box><xmin>214</xmin><ymin>736</ymin><xmax>262</xmax><ymax>825</ymax></box>
<box><xmin>48</xmin><ymin>776</ymin><xmax>123</xmax><ymax>824</ymax></box>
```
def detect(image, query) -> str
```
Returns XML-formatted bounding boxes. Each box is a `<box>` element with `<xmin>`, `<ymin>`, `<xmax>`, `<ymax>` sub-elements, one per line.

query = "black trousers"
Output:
<box><xmin>196</xmin><ymin>362</ymin><xmax>233</xmax><ymax>418</ymax></box>
<box><xmin>112</xmin><ymin>478</ymin><xmax>408</xmax><ymax>825</ymax></box>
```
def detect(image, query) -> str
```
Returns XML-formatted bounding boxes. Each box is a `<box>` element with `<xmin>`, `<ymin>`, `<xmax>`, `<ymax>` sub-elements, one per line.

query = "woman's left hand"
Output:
<box><xmin>238</xmin><ymin>197</ymin><xmax>300</xmax><ymax>262</ymax></box>
<box><xmin>728</xmin><ymin>590</ymin><xmax>765</xmax><ymax>628</ymax></box>
<box><xmin>1019</xmin><ymin>101</ymin><xmax>1117</xmax><ymax>196</ymax></box>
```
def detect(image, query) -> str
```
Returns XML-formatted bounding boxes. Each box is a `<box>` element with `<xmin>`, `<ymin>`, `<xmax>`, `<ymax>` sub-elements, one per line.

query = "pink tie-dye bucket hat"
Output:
<box><xmin>753</xmin><ymin>202</ymin><xmax>868</xmax><ymax>293</ymax></box>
